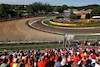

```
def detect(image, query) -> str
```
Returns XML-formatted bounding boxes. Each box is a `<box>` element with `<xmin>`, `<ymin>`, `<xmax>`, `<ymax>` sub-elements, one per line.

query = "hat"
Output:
<box><xmin>98</xmin><ymin>49</ymin><xmax>100</xmax><ymax>52</ymax></box>
<box><xmin>30</xmin><ymin>55</ymin><xmax>33</xmax><ymax>58</ymax></box>
<box><xmin>41</xmin><ymin>56</ymin><xmax>44</xmax><ymax>61</ymax></box>
<box><xmin>91</xmin><ymin>55</ymin><xmax>96</xmax><ymax>59</ymax></box>
<box><xmin>14</xmin><ymin>58</ymin><xmax>17</xmax><ymax>62</ymax></box>
<box><xmin>61</xmin><ymin>58</ymin><xmax>66</xmax><ymax>66</ymax></box>
<box><xmin>22</xmin><ymin>57</ymin><xmax>25</xmax><ymax>59</ymax></box>
<box><xmin>84</xmin><ymin>52</ymin><xmax>87</xmax><ymax>56</ymax></box>
<box><xmin>77</xmin><ymin>52</ymin><xmax>79</xmax><ymax>55</ymax></box>
<box><xmin>91</xmin><ymin>59</ymin><xmax>96</xmax><ymax>64</ymax></box>
<box><xmin>2</xmin><ymin>56</ymin><xmax>6</xmax><ymax>59</ymax></box>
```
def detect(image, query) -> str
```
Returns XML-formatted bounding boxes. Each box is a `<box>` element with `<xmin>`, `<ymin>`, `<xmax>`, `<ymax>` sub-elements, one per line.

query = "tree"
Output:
<box><xmin>53</xmin><ymin>5</ymin><xmax>68</xmax><ymax>13</ymax></box>
<box><xmin>43</xmin><ymin>3</ymin><xmax>53</xmax><ymax>13</ymax></box>
<box><xmin>90</xmin><ymin>7</ymin><xmax>100</xmax><ymax>17</ymax></box>
<box><xmin>69</xmin><ymin>13</ymin><xmax>77</xmax><ymax>19</ymax></box>
<box><xmin>0</xmin><ymin>4</ymin><xmax>10</xmax><ymax>18</ymax></box>
<box><xmin>53</xmin><ymin>6</ymin><xmax>59</xmax><ymax>12</ymax></box>
<box><xmin>14</xmin><ymin>5</ymin><xmax>24</xmax><ymax>17</ymax></box>
<box><xmin>59</xmin><ymin>5</ymin><xmax>68</xmax><ymax>13</ymax></box>
<box><xmin>0</xmin><ymin>4</ymin><xmax>17</xmax><ymax>18</ymax></box>
<box><xmin>86</xmin><ymin>13</ymin><xmax>90</xmax><ymax>19</ymax></box>
<box><xmin>26</xmin><ymin>2</ymin><xmax>53</xmax><ymax>15</ymax></box>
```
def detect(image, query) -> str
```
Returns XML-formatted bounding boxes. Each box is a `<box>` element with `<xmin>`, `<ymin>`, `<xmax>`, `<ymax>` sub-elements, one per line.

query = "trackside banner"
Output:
<box><xmin>49</xmin><ymin>21</ymin><xmax>76</xmax><ymax>26</ymax></box>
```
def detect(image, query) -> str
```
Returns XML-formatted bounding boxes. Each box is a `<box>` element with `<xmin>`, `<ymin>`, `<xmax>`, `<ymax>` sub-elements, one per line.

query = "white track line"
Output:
<box><xmin>90</xmin><ymin>33</ymin><xmax>100</xmax><ymax>35</ymax></box>
<box><xmin>29</xmin><ymin>19</ymin><xmax>100</xmax><ymax>35</ymax></box>
<box><xmin>41</xmin><ymin>19</ymin><xmax>49</xmax><ymax>26</ymax></box>
<box><xmin>29</xmin><ymin>20</ymin><xmax>39</xmax><ymax>26</ymax></box>
<box><xmin>52</xmin><ymin>26</ymin><xmax>95</xmax><ymax>29</ymax></box>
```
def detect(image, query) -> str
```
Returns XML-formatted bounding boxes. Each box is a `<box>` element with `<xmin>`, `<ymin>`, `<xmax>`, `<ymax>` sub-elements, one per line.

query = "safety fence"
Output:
<box><xmin>0</xmin><ymin>44</ymin><xmax>63</xmax><ymax>51</ymax></box>
<box><xmin>0</xmin><ymin>34</ymin><xmax>100</xmax><ymax>45</ymax></box>
<box><xmin>73</xmin><ymin>35</ymin><xmax>100</xmax><ymax>41</ymax></box>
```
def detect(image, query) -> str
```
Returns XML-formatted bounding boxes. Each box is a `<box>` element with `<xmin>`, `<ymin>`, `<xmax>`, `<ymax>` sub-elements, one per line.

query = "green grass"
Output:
<box><xmin>25</xmin><ymin>20</ymin><xmax>33</xmax><ymax>28</ymax></box>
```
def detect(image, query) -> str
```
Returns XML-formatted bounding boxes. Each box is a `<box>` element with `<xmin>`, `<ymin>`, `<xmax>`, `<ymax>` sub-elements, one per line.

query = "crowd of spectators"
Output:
<box><xmin>73</xmin><ymin>40</ymin><xmax>100</xmax><ymax>46</ymax></box>
<box><xmin>0</xmin><ymin>47</ymin><xmax>100</xmax><ymax>67</ymax></box>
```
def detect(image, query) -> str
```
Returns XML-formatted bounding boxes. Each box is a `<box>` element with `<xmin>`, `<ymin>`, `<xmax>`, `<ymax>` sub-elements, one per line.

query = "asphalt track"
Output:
<box><xmin>30</xmin><ymin>17</ymin><xmax>100</xmax><ymax>34</ymax></box>
<box><xmin>0</xmin><ymin>17</ymin><xmax>65</xmax><ymax>42</ymax></box>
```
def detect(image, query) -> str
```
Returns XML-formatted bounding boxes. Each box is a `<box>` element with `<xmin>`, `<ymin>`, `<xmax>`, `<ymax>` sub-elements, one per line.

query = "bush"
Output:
<box><xmin>90</xmin><ymin>7</ymin><xmax>100</xmax><ymax>17</ymax></box>
<box><xmin>56</xmin><ymin>15</ymin><xmax>64</xmax><ymax>19</ymax></box>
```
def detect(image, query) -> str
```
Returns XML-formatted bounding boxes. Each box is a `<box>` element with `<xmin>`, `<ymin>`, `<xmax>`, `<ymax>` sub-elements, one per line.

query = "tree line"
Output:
<box><xmin>0</xmin><ymin>2</ymin><xmax>100</xmax><ymax>19</ymax></box>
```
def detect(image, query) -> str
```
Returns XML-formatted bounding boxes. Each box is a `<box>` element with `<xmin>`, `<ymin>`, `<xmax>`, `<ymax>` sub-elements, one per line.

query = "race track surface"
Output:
<box><xmin>0</xmin><ymin>17</ymin><xmax>64</xmax><ymax>42</ymax></box>
<box><xmin>31</xmin><ymin>18</ymin><xmax>100</xmax><ymax>34</ymax></box>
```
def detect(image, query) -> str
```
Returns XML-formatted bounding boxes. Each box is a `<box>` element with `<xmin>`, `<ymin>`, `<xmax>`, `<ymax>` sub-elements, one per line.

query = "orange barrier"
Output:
<box><xmin>49</xmin><ymin>21</ymin><xmax>100</xmax><ymax>26</ymax></box>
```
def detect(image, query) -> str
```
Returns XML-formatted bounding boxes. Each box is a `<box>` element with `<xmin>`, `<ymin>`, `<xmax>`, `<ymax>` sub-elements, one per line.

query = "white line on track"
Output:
<box><xmin>52</xmin><ymin>26</ymin><xmax>95</xmax><ymax>29</ymax></box>
<box><xmin>41</xmin><ymin>19</ymin><xmax>49</xmax><ymax>26</ymax></box>
<box><xmin>29</xmin><ymin>20</ymin><xmax>40</xmax><ymax>26</ymax></box>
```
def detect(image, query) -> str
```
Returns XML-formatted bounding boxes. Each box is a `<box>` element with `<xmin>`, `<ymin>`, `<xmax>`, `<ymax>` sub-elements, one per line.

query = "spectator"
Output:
<box><xmin>44</xmin><ymin>56</ymin><xmax>50</xmax><ymax>67</ymax></box>
<box><xmin>37</xmin><ymin>56</ymin><xmax>46</xmax><ymax>67</ymax></box>
<box><xmin>0</xmin><ymin>59</ymin><xmax>9</xmax><ymax>67</ymax></box>
<box><xmin>12</xmin><ymin>58</ymin><xmax>18</xmax><ymax>67</ymax></box>
<box><xmin>0</xmin><ymin>47</ymin><xmax>100</xmax><ymax>67</ymax></box>
<box><xmin>54</xmin><ymin>57</ymin><xmax>61</xmax><ymax>67</ymax></box>
<box><xmin>60</xmin><ymin>58</ymin><xmax>67</xmax><ymax>67</ymax></box>
<box><xmin>95</xmin><ymin>59</ymin><xmax>100</xmax><ymax>67</ymax></box>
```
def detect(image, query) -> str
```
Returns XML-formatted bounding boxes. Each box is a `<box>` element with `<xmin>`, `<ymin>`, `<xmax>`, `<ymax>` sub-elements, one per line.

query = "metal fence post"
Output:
<box><xmin>69</xmin><ymin>37</ymin><xmax>71</xmax><ymax>48</ymax></box>
<box><xmin>63</xmin><ymin>33</ymin><xmax>66</xmax><ymax>47</ymax></box>
<box><xmin>65</xmin><ymin>34</ymin><xmax>68</xmax><ymax>48</ymax></box>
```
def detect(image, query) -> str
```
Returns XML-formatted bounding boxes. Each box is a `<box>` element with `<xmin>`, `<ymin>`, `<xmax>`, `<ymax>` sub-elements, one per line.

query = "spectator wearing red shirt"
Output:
<box><xmin>37</xmin><ymin>56</ymin><xmax>46</xmax><ymax>67</ymax></box>
<box><xmin>74</xmin><ymin>54</ymin><xmax>78</xmax><ymax>63</ymax></box>
<box><xmin>44</xmin><ymin>56</ymin><xmax>50</xmax><ymax>67</ymax></box>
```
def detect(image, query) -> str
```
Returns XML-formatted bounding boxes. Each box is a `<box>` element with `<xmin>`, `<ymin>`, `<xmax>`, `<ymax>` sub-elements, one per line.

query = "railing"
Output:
<box><xmin>0</xmin><ymin>44</ymin><xmax>63</xmax><ymax>51</ymax></box>
<box><xmin>73</xmin><ymin>34</ymin><xmax>100</xmax><ymax>41</ymax></box>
